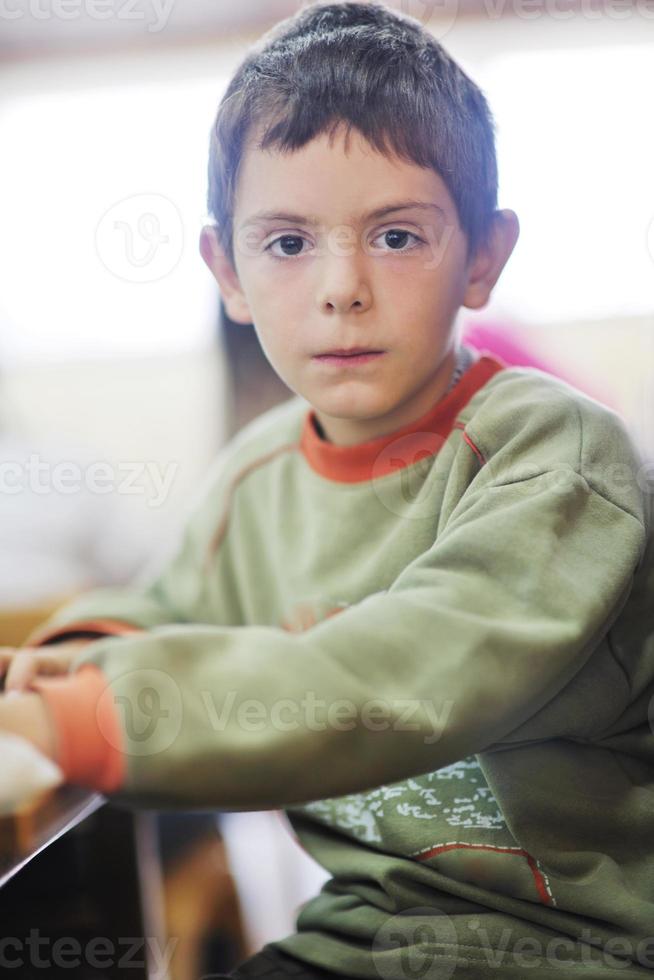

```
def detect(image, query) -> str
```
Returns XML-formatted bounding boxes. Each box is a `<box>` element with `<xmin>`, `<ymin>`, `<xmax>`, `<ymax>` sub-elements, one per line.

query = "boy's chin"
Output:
<box><xmin>311</xmin><ymin>393</ymin><xmax>398</xmax><ymax>425</ymax></box>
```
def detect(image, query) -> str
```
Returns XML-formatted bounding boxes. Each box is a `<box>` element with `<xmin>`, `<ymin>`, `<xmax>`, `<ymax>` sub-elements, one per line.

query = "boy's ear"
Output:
<box><xmin>199</xmin><ymin>225</ymin><xmax>253</xmax><ymax>325</ymax></box>
<box><xmin>461</xmin><ymin>209</ymin><xmax>520</xmax><ymax>311</ymax></box>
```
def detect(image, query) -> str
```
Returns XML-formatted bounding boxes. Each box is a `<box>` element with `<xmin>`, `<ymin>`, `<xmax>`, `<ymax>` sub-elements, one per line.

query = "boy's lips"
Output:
<box><xmin>312</xmin><ymin>350</ymin><xmax>387</xmax><ymax>366</ymax></box>
<box><xmin>314</xmin><ymin>346</ymin><xmax>385</xmax><ymax>357</ymax></box>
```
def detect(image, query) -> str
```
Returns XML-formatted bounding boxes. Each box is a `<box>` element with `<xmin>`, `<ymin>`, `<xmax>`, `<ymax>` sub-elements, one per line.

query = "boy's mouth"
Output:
<box><xmin>313</xmin><ymin>349</ymin><xmax>386</xmax><ymax>366</ymax></box>
<box><xmin>316</xmin><ymin>346</ymin><xmax>384</xmax><ymax>357</ymax></box>
<box><xmin>316</xmin><ymin>347</ymin><xmax>382</xmax><ymax>357</ymax></box>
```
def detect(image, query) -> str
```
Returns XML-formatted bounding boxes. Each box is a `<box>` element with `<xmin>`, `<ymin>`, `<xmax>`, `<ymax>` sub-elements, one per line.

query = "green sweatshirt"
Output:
<box><xmin>28</xmin><ymin>348</ymin><xmax>654</xmax><ymax>978</ymax></box>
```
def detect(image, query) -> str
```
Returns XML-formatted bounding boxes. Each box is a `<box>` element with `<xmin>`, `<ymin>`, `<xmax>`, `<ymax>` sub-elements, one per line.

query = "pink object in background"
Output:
<box><xmin>461</xmin><ymin>321</ymin><xmax>617</xmax><ymax>412</ymax></box>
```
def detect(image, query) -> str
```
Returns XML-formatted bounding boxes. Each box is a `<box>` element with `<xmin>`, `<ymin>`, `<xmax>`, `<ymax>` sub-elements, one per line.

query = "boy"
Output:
<box><xmin>2</xmin><ymin>2</ymin><xmax>654</xmax><ymax>977</ymax></box>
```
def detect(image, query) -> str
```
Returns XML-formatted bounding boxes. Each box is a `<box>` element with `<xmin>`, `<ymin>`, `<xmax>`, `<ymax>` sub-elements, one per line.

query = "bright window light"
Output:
<box><xmin>480</xmin><ymin>43</ymin><xmax>654</xmax><ymax>325</ymax></box>
<box><xmin>0</xmin><ymin>73</ymin><xmax>230</xmax><ymax>364</ymax></box>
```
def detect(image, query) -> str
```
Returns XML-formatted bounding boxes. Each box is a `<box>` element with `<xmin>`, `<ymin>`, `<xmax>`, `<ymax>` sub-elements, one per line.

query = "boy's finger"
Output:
<box><xmin>0</xmin><ymin>647</ymin><xmax>19</xmax><ymax>680</ymax></box>
<box><xmin>4</xmin><ymin>648</ymin><xmax>73</xmax><ymax>692</ymax></box>
<box><xmin>4</xmin><ymin>651</ymin><xmax>65</xmax><ymax>692</ymax></box>
<box><xmin>4</xmin><ymin>651</ymin><xmax>39</xmax><ymax>692</ymax></box>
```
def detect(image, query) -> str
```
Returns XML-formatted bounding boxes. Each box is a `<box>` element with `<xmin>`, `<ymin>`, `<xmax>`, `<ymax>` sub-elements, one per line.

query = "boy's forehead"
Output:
<box><xmin>234</xmin><ymin>128</ymin><xmax>453</xmax><ymax>229</ymax></box>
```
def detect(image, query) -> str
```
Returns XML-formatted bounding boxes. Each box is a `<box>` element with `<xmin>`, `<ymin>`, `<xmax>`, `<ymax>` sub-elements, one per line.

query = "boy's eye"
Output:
<box><xmin>371</xmin><ymin>229</ymin><xmax>424</xmax><ymax>252</ymax></box>
<box><xmin>266</xmin><ymin>234</ymin><xmax>306</xmax><ymax>258</ymax></box>
<box><xmin>264</xmin><ymin>228</ymin><xmax>424</xmax><ymax>260</ymax></box>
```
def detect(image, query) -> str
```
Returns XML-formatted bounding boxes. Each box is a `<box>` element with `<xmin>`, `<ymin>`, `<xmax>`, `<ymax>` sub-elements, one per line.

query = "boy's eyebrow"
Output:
<box><xmin>240</xmin><ymin>200</ymin><xmax>445</xmax><ymax>229</ymax></box>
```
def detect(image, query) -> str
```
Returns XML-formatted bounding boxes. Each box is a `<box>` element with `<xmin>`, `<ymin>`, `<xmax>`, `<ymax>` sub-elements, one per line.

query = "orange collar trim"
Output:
<box><xmin>299</xmin><ymin>353</ymin><xmax>506</xmax><ymax>483</ymax></box>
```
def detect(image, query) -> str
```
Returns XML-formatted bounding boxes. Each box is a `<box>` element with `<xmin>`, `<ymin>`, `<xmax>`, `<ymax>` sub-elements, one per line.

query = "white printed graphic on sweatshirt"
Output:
<box><xmin>301</xmin><ymin>755</ymin><xmax>507</xmax><ymax>845</ymax></box>
<box><xmin>297</xmin><ymin>755</ymin><xmax>557</xmax><ymax>907</ymax></box>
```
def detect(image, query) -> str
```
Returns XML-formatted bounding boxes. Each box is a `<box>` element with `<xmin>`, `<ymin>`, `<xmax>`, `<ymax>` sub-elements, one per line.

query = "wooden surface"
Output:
<box><xmin>0</xmin><ymin>594</ymin><xmax>76</xmax><ymax>648</ymax></box>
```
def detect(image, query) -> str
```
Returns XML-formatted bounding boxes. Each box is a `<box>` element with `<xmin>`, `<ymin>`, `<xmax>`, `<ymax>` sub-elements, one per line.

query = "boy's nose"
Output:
<box><xmin>315</xmin><ymin>255</ymin><xmax>373</xmax><ymax>315</ymax></box>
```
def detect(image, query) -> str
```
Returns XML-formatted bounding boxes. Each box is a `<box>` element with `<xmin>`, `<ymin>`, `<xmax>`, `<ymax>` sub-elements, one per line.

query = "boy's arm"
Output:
<box><xmin>0</xmin><ymin>667</ymin><xmax>122</xmax><ymax>793</ymax></box>
<box><xmin>23</xmin><ymin>534</ymin><xmax>208</xmax><ymax>649</ymax></box>
<box><xmin>0</xmin><ymin>443</ymin><xmax>244</xmax><ymax>788</ymax></box>
<box><xmin>25</xmin><ymin>462</ymin><xmax>647</xmax><ymax>810</ymax></box>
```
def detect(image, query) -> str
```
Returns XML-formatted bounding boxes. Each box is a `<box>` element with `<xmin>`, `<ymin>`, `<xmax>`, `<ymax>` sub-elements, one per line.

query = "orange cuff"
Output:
<box><xmin>31</xmin><ymin>664</ymin><xmax>126</xmax><ymax>794</ymax></box>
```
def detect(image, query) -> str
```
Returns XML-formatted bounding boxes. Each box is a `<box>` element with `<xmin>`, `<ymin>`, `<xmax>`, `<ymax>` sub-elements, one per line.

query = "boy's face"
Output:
<box><xmin>201</xmin><ymin>125</ymin><xmax>519</xmax><ymax>446</ymax></box>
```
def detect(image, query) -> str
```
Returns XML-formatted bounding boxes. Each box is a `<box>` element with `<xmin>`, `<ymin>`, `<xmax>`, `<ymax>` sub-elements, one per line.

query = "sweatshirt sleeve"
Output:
<box><xmin>31</xmin><ymin>465</ymin><xmax>646</xmax><ymax>810</ymax></box>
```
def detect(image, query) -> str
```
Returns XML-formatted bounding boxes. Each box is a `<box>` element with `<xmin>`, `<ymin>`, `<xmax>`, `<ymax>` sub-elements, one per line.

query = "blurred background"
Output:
<box><xmin>1</xmin><ymin>0</ymin><xmax>653</xmax><ymax>977</ymax></box>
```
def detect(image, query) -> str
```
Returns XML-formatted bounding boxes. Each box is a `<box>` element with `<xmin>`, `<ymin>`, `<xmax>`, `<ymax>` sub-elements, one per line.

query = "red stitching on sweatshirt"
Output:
<box><xmin>204</xmin><ymin>441</ymin><xmax>299</xmax><ymax>572</ymax></box>
<box><xmin>453</xmin><ymin>421</ymin><xmax>486</xmax><ymax>466</ymax></box>
<box><xmin>413</xmin><ymin>841</ymin><xmax>556</xmax><ymax>907</ymax></box>
<box><xmin>525</xmin><ymin>851</ymin><xmax>554</xmax><ymax>906</ymax></box>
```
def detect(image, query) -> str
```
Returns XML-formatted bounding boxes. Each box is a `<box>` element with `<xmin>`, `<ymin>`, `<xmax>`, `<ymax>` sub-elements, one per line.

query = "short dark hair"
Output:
<box><xmin>207</xmin><ymin>0</ymin><xmax>498</xmax><ymax>268</ymax></box>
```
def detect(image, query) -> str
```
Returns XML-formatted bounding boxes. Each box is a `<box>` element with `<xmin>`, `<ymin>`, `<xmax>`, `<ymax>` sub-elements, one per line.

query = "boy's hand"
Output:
<box><xmin>0</xmin><ymin>691</ymin><xmax>60</xmax><ymax>768</ymax></box>
<box><xmin>0</xmin><ymin>729</ymin><xmax>64</xmax><ymax>815</ymax></box>
<box><xmin>0</xmin><ymin>639</ymin><xmax>93</xmax><ymax>694</ymax></box>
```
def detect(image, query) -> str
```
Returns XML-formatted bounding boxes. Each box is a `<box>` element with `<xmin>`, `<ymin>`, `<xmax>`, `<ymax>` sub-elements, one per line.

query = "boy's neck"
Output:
<box><xmin>312</xmin><ymin>344</ymin><xmax>470</xmax><ymax>446</ymax></box>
